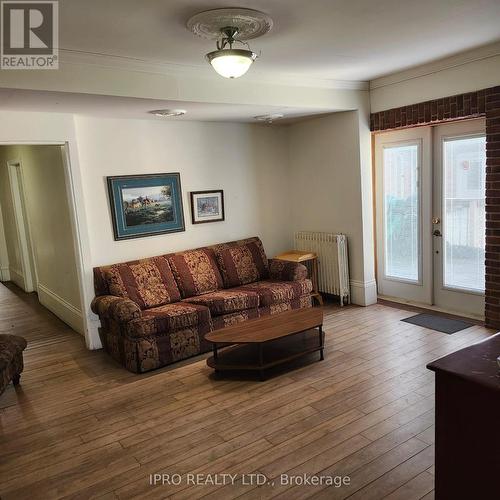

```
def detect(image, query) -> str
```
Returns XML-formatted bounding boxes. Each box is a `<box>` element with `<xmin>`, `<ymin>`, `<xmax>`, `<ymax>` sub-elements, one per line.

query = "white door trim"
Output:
<box><xmin>7</xmin><ymin>160</ymin><xmax>35</xmax><ymax>292</ymax></box>
<box><xmin>0</xmin><ymin>141</ymin><xmax>94</xmax><ymax>348</ymax></box>
<box><xmin>432</xmin><ymin>119</ymin><xmax>486</xmax><ymax>318</ymax></box>
<box><xmin>375</xmin><ymin>127</ymin><xmax>433</xmax><ymax>304</ymax></box>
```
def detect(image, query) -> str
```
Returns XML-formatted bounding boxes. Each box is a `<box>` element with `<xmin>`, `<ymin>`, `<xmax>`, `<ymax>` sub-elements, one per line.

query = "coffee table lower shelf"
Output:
<box><xmin>206</xmin><ymin>329</ymin><xmax>324</xmax><ymax>380</ymax></box>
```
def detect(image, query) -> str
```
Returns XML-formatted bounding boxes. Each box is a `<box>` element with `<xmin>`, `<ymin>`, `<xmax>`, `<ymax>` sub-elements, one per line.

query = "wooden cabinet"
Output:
<box><xmin>427</xmin><ymin>333</ymin><xmax>500</xmax><ymax>499</ymax></box>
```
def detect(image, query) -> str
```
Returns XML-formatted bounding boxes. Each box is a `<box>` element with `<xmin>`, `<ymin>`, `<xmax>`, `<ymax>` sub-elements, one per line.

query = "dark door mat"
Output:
<box><xmin>401</xmin><ymin>313</ymin><xmax>472</xmax><ymax>334</ymax></box>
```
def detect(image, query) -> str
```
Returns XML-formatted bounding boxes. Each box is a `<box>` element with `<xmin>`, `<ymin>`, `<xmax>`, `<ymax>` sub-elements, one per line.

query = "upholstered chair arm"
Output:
<box><xmin>91</xmin><ymin>295</ymin><xmax>142</xmax><ymax>323</ymax></box>
<box><xmin>268</xmin><ymin>259</ymin><xmax>308</xmax><ymax>281</ymax></box>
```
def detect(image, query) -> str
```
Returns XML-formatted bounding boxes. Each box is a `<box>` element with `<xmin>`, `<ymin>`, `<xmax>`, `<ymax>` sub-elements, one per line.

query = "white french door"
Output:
<box><xmin>375</xmin><ymin>119</ymin><xmax>486</xmax><ymax>318</ymax></box>
<box><xmin>375</xmin><ymin>127</ymin><xmax>433</xmax><ymax>304</ymax></box>
<box><xmin>432</xmin><ymin>121</ymin><xmax>486</xmax><ymax>316</ymax></box>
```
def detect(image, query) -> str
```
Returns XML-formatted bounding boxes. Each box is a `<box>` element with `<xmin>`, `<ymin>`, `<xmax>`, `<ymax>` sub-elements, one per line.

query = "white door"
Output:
<box><xmin>375</xmin><ymin>127</ymin><xmax>433</xmax><ymax>304</ymax></box>
<box><xmin>7</xmin><ymin>161</ymin><xmax>36</xmax><ymax>292</ymax></box>
<box><xmin>375</xmin><ymin>119</ymin><xmax>486</xmax><ymax>318</ymax></box>
<box><xmin>432</xmin><ymin>120</ymin><xmax>486</xmax><ymax>316</ymax></box>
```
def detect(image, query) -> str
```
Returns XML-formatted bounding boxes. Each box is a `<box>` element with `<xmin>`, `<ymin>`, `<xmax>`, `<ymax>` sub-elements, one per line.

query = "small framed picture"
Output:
<box><xmin>190</xmin><ymin>190</ymin><xmax>225</xmax><ymax>224</ymax></box>
<box><xmin>107</xmin><ymin>173</ymin><xmax>185</xmax><ymax>240</ymax></box>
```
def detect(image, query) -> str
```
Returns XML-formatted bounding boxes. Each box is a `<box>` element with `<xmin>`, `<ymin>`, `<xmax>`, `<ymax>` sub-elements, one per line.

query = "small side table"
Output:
<box><xmin>275</xmin><ymin>250</ymin><xmax>323</xmax><ymax>306</ymax></box>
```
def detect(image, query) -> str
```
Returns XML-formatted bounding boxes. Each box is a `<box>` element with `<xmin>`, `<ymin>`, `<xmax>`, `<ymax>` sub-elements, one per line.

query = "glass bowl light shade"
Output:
<box><xmin>206</xmin><ymin>49</ymin><xmax>257</xmax><ymax>78</ymax></box>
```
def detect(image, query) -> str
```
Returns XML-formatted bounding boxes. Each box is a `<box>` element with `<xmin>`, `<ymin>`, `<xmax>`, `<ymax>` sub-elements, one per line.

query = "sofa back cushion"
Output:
<box><xmin>167</xmin><ymin>248</ymin><xmax>224</xmax><ymax>298</ymax></box>
<box><xmin>214</xmin><ymin>238</ymin><xmax>269</xmax><ymax>287</ymax></box>
<box><xmin>101</xmin><ymin>256</ymin><xmax>181</xmax><ymax>309</ymax></box>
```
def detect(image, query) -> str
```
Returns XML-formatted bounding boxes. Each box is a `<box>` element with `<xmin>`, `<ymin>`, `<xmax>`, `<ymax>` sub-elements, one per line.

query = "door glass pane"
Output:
<box><xmin>443</xmin><ymin>136</ymin><xmax>486</xmax><ymax>292</ymax></box>
<box><xmin>383</xmin><ymin>144</ymin><xmax>419</xmax><ymax>281</ymax></box>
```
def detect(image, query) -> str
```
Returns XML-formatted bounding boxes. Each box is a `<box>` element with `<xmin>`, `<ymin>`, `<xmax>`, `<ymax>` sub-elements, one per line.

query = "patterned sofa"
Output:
<box><xmin>92</xmin><ymin>237</ymin><xmax>313</xmax><ymax>373</ymax></box>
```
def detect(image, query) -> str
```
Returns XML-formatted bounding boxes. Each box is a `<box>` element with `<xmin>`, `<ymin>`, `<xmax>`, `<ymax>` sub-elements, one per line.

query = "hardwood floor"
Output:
<box><xmin>0</xmin><ymin>282</ymin><xmax>494</xmax><ymax>499</ymax></box>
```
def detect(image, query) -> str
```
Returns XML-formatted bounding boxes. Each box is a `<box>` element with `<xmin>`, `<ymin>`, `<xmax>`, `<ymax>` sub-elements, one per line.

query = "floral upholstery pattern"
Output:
<box><xmin>183</xmin><ymin>289</ymin><xmax>259</xmax><ymax>316</ymax></box>
<box><xmin>93</xmin><ymin>237</ymin><xmax>313</xmax><ymax>373</ymax></box>
<box><xmin>99</xmin><ymin>323</ymin><xmax>211</xmax><ymax>373</ymax></box>
<box><xmin>96</xmin><ymin>256</ymin><xmax>181</xmax><ymax>309</ymax></box>
<box><xmin>91</xmin><ymin>295</ymin><xmax>142</xmax><ymax>323</ymax></box>
<box><xmin>132</xmin><ymin>302</ymin><xmax>211</xmax><ymax>337</ymax></box>
<box><xmin>0</xmin><ymin>334</ymin><xmax>27</xmax><ymax>395</ymax></box>
<box><xmin>258</xmin><ymin>295</ymin><xmax>312</xmax><ymax>317</ymax></box>
<box><xmin>236</xmin><ymin>279</ymin><xmax>313</xmax><ymax>307</ymax></box>
<box><xmin>215</xmin><ymin>239</ymin><xmax>269</xmax><ymax>287</ymax></box>
<box><xmin>168</xmin><ymin>248</ymin><xmax>223</xmax><ymax>298</ymax></box>
<box><xmin>130</xmin><ymin>336</ymin><xmax>160</xmax><ymax>372</ymax></box>
<box><xmin>211</xmin><ymin>309</ymin><xmax>260</xmax><ymax>330</ymax></box>
<box><xmin>169</xmin><ymin>328</ymin><xmax>203</xmax><ymax>362</ymax></box>
<box><xmin>269</xmin><ymin>259</ymin><xmax>308</xmax><ymax>282</ymax></box>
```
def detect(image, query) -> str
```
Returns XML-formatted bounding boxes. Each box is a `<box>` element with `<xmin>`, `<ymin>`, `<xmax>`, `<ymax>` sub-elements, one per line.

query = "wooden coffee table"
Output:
<box><xmin>205</xmin><ymin>308</ymin><xmax>324</xmax><ymax>380</ymax></box>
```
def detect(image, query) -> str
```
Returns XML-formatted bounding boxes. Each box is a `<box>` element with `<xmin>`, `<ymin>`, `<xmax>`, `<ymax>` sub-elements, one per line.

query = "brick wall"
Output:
<box><xmin>370</xmin><ymin>90</ymin><xmax>487</xmax><ymax>131</ymax></box>
<box><xmin>370</xmin><ymin>86</ymin><xmax>500</xmax><ymax>329</ymax></box>
<box><xmin>485</xmin><ymin>88</ymin><xmax>500</xmax><ymax>329</ymax></box>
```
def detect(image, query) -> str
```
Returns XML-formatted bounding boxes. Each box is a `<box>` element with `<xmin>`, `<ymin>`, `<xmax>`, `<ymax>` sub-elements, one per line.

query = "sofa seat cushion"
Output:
<box><xmin>236</xmin><ymin>279</ymin><xmax>313</xmax><ymax>307</ymax></box>
<box><xmin>258</xmin><ymin>296</ymin><xmax>312</xmax><ymax>317</ymax></box>
<box><xmin>211</xmin><ymin>309</ymin><xmax>260</xmax><ymax>330</ymax></box>
<box><xmin>168</xmin><ymin>248</ymin><xmax>224</xmax><ymax>298</ymax></box>
<box><xmin>127</xmin><ymin>302</ymin><xmax>210</xmax><ymax>338</ymax></box>
<box><xmin>102</xmin><ymin>256</ymin><xmax>181</xmax><ymax>309</ymax></box>
<box><xmin>215</xmin><ymin>239</ymin><xmax>269</xmax><ymax>287</ymax></box>
<box><xmin>183</xmin><ymin>289</ymin><xmax>259</xmax><ymax>316</ymax></box>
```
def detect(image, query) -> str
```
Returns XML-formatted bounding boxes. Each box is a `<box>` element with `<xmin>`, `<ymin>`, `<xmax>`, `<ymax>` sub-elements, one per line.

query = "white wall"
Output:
<box><xmin>0</xmin><ymin>148</ymin><xmax>24</xmax><ymax>286</ymax></box>
<box><xmin>0</xmin><ymin>52</ymin><xmax>368</xmax><ymax>111</ymax></box>
<box><xmin>370</xmin><ymin>43</ymin><xmax>500</xmax><ymax>112</ymax></box>
<box><xmin>287</xmin><ymin>110</ymin><xmax>376</xmax><ymax>305</ymax></box>
<box><xmin>0</xmin><ymin>111</ymin><xmax>92</xmax><ymax>344</ymax></box>
<box><xmin>0</xmin><ymin>202</ymin><xmax>9</xmax><ymax>280</ymax></box>
<box><xmin>74</xmin><ymin>117</ymin><xmax>291</xmax><ymax>265</ymax></box>
<box><xmin>22</xmin><ymin>145</ymin><xmax>83</xmax><ymax>332</ymax></box>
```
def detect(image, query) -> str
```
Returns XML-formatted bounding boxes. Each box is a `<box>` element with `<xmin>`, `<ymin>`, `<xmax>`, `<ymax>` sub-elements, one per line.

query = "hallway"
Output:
<box><xmin>0</xmin><ymin>282</ymin><xmax>97</xmax><ymax>411</ymax></box>
<box><xmin>0</xmin><ymin>282</ymin><xmax>79</xmax><ymax>349</ymax></box>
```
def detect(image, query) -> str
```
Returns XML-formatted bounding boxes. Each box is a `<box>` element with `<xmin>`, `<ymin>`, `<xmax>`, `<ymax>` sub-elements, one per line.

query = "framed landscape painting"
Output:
<box><xmin>107</xmin><ymin>173</ymin><xmax>185</xmax><ymax>240</ymax></box>
<box><xmin>190</xmin><ymin>190</ymin><xmax>225</xmax><ymax>224</ymax></box>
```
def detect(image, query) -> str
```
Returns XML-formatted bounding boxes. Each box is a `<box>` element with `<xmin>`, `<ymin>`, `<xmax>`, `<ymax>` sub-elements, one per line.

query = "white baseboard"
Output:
<box><xmin>0</xmin><ymin>265</ymin><xmax>10</xmax><ymax>281</ymax></box>
<box><xmin>37</xmin><ymin>282</ymin><xmax>84</xmax><ymax>334</ymax></box>
<box><xmin>350</xmin><ymin>279</ymin><xmax>378</xmax><ymax>306</ymax></box>
<box><xmin>9</xmin><ymin>267</ymin><xmax>25</xmax><ymax>289</ymax></box>
<box><xmin>377</xmin><ymin>294</ymin><xmax>484</xmax><ymax>321</ymax></box>
<box><xmin>86</xmin><ymin>316</ymin><xmax>102</xmax><ymax>350</ymax></box>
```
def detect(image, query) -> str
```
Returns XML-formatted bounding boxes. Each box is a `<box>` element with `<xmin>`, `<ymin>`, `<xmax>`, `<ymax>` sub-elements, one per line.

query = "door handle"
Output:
<box><xmin>433</xmin><ymin>229</ymin><xmax>442</xmax><ymax>237</ymax></box>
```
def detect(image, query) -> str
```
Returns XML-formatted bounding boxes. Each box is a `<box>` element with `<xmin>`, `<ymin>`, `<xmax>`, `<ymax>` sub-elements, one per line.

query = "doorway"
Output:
<box><xmin>6</xmin><ymin>160</ymin><xmax>37</xmax><ymax>292</ymax></box>
<box><xmin>375</xmin><ymin>118</ymin><xmax>486</xmax><ymax>318</ymax></box>
<box><xmin>0</xmin><ymin>145</ymin><xmax>85</xmax><ymax>333</ymax></box>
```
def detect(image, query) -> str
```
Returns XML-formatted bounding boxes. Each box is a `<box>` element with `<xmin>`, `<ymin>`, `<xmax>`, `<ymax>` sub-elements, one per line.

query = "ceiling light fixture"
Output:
<box><xmin>206</xmin><ymin>27</ymin><xmax>257</xmax><ymax>79</ymax></box>
<box><xmin>149</xmin><ymin>109</ymin><xmax>186</xmax><ymax>117</ymax></box>
<box><xmin>187</xmin><ymin>8</ymin><xmax>273</xmax><ymax>79</ymax></box>
<box><xmin>254</xmin><ymin>113</ymin><xmax>284</xmax><ymax>124</ymax></box>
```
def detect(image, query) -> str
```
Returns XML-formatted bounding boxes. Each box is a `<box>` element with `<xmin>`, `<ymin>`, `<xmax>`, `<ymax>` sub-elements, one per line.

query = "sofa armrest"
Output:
<box><xmin>268</xmin><ymin>259</ymin><xmax>308</xmax><ymax>281</ymax></box>
<box><xmin>91</xmin><ymin>295</ymin><xmax>142</xmax><ymax>323</ymax></box>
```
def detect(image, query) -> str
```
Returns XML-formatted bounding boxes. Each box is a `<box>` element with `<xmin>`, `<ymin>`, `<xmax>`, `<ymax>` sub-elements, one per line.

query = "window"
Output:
<box><xmin>443</xmin><ymin>136</ymin><xmax>486</xmax><ymax>292</ymax></box>
<box><xmin>383</xmin><ymin>144</ymin><xmax>420</xmax><ymax>282</ymax></box>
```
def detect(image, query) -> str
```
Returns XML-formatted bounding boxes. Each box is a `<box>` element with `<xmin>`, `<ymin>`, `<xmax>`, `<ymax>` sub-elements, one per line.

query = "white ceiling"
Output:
<box><xmin>0</xmin><ymin>88</ymin><xmax>335</xmax><ymax>123</ymax></box>
<box><xmin>58</xmin><ymin>0</ymin><xmax>500</xmax><ymax>82</ymax></box>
